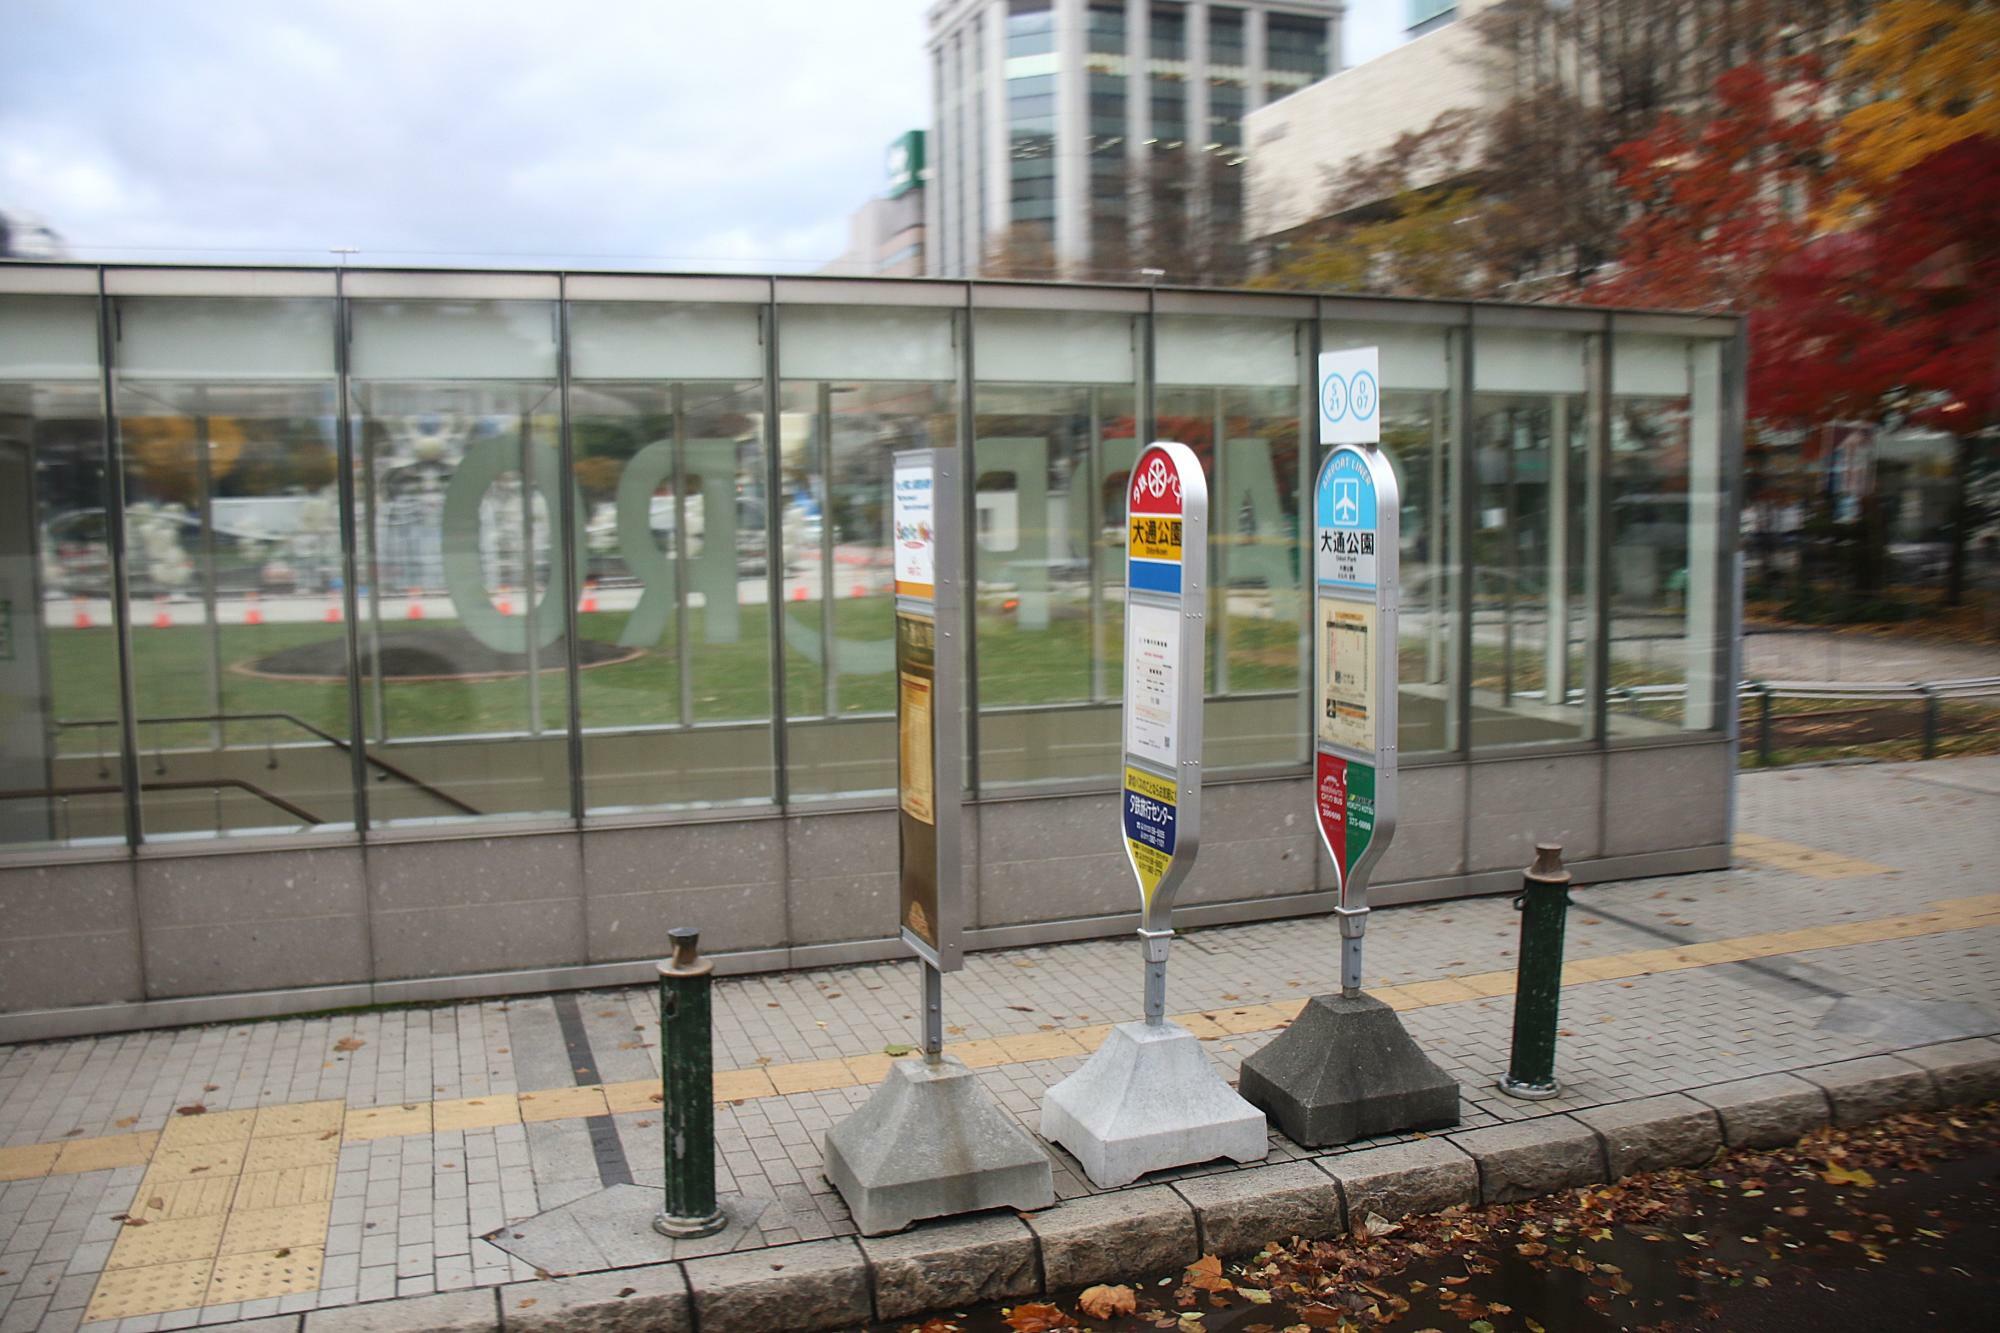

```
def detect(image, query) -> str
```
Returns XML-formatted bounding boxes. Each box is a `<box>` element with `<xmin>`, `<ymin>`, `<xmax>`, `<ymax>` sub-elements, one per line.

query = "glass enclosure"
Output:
<box><xmin>0</xmin><ymin>269</ymin><xmax>1740</xmax><ymax>854</ymax></box>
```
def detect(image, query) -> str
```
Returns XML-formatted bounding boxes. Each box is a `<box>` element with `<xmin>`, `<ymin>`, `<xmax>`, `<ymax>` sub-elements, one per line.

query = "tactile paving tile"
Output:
<box><xmin>105</xmin><ymin>1214</ymin><xmax>226</xmax><ymax>1269</ymax></box>
<box><xmin>219</xmin><ymin>1201</ymin><xmax>331</xmax><ymax>1256</ymax></box>
<box><xmin>205</xmin><ymin>1243</ymin><xmax>324</xmax><ymax>1304</ymax></box>
<box><xmin>252</xmin><ymin>1100</ymin><xmax>346</xmax><ymax>1139</ymax></box>
<box><xmin>232</xmin><ymin>1165</ymin><xmax>336</xmax><ymax>1211</ymax></box>
<box><xmin>517</xmin><ymin>1086</ymin><xmax>610</xmax><ymax>1123</ymax></box>
<box><xmin>342</xmin><ymin>1103</ymin><xmax>431</xmax><ymax>1142</ymax></box>
<box><xmin>157</xmin><ymin>1109</ymin><xmax>256</xmax><ymax>1150</ymax></box>
<box><xmin>601</xmin><ymin>1084</ymin><xmax>660</xmax><ymax>1115</ymax></box>
<box><xmin>54</xmin><ymin>1131</ymin><xmax>160</xmax><ymax>1174</ymax></box>
<box><xmin>145</xmin><ymin>1139</ymin><xmax>247</xmax><ymax>1181</ymax></box>
<box><xmin>242</xmin><ymin>1132</ymin><xmax>341</xmax><ymax>1174</ymax></box>
<box><xmin>432</xmin><ymin>1093</ymin><xmax>522</xmax><ymax>1131</ymax></box>
<box><xmin>132</xmin><ymin>1175</ymin><xmax>239</xmax><ymax>1221</ymax></box>
<box><xmin>0</xmin><ymin>1142</ymin><xmax>61</xmax><ymax>1181</ymax></box>
<box><xmin>83</xmin><ymin>1258</ymin><xmax>213</xmax><ymax>1322</ymax></box>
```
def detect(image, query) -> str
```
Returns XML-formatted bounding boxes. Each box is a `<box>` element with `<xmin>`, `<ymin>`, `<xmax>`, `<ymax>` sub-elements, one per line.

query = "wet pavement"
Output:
<box><xmin>878</xmin><ymin>1105</ymin><xmax>2000</xmax><ymax>1332</ymax></box>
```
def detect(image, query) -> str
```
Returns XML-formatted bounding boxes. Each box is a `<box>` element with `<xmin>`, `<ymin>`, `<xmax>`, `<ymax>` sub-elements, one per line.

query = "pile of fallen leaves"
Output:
<box><xmin>889</xmin><ymin>1102</ymin><xmax>1998</xmax><ymax>1332</ymax></box>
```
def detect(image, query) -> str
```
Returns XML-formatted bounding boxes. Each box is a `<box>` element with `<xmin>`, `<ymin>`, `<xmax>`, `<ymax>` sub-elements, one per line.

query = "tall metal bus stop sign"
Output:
<box><xmin>1237</xmin><ymin>349</ymin><xmax>1459</xmax><ymax>1146</ymax></box>
<box><xmin>1041</xmin><ymin>441</ymin><xmax>1268</xmax><ymax>1188</ymax></box>
<box><xmin>823</xmin><ymin>448</ymin><xmax>1054</xmax><ymax>1234</ymax></box>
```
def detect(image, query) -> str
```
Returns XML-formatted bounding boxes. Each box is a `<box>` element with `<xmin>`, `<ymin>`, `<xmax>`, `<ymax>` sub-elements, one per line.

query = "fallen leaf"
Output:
<box><xmin>515</xmin><ymin>1298</ymin><xmax>537</xmax><ymax>1309</ymax></box>
<box><xmin>1184</xmin><ymin>1254</ymin><xmax>1232</xmax><ymax>1293</ymax></box>
<box><xmin>616</xmin><ymin>1287</ymin><xmax>635</xmax><ymax>1298</ymax></box>
<box><xmin>114</xmin><ymin>1117</ymin><xmax>138</xmax><ymax>1129</ymax></box>
<box><xmin>203</xmin><ymin>1084</ymin><xmax>219</xmax><ymax>1092</ymax></box>
<box><xmin>274</xmin><ymin>1247</ymin><xmax>291</xmax><ymax>1258</ymax></box>
<box><xmin>1078</xmin><ymin>1284</ymin><xmax>1137</xmax><ymax>1319</ymax></box>
<box><xmin>147</xmin><ymin>1197</ymin><xmax>164</xmax><ymax>1210</ymax></box>
<box><xmin>1823</xmin><ymin>1163</ymin><xmax>1877</xmax><ymax>1188</ymax></box>
<box><xmin>332</xmin><ymin>1036</ymin><xmax>365</xmax><ymax>1053</ymax></box>
<box><xmin>174</xmin><ymin>1104</ymin><xmax>207</xmax><ymax>1116</ymax></box>
<box><xmin>1001</xmin><ymin>1302</ymin><xmax>1077</xmax><ymax>1331</ymax></box>
<box><xmin>122</xmin><ymin>1217</ymin><xmax>149</xmax><ymax>1228</ymax></box>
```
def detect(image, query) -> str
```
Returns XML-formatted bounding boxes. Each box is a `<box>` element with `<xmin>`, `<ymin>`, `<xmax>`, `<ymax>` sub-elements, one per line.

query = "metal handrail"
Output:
<box><xmin>54</xmin><ymin>712</ymin><xmax>482</xmax><ymax>817</ymax></box>
<box><xmin>1</xmin><ymin>779</ymin><xmax>323</xmax><ymax>826</ymax></box>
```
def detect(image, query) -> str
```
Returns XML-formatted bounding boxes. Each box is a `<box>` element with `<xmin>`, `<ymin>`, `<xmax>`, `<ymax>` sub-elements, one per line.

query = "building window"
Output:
<box><xmin>1265</xmin><ymin>13</ymin><xmax>1329</xmax><ymax>103</ymax></box>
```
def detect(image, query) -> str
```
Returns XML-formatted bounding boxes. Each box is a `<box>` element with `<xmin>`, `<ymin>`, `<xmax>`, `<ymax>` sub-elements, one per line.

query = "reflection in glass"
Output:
<box><xmin>349</xmin><ymin>299</ymin><xmax>570</xmax><ymax>824</ymax></box>
<box><xmin>0</xmin><ymin>295</ymin><xmax>124</xmax><ymax>845</ymax></box>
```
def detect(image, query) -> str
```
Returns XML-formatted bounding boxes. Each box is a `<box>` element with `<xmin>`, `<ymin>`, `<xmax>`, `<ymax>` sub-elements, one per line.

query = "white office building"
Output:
<box><xmin>925</xmin><ymin>0</ymin><xmax>1343</xmax><ymax>279</ymax></box>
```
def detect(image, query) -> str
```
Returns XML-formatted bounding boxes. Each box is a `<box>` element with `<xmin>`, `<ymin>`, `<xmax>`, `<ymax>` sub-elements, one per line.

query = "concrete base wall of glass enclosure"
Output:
<box><xmin>0</xmin><ymin>266</ymin><xmax>1743</xmax><ymax>1041</ymax></box>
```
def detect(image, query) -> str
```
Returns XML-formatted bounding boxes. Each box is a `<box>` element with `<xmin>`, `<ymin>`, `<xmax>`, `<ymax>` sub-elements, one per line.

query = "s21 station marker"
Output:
<box><xmin>1040</xmin><ymin>442</ymin><xmax>1267</xmax><ymax>1188</ymax></box>
<box><xmin>1237</xmin><ymin>349</ymin><xmax>1460</xmax><ymax>1147</ymax></box>
<box><xmin>823</xmin><ymin>449</ymin><xmax>1054</xmax><ymax>1235</ymax></box>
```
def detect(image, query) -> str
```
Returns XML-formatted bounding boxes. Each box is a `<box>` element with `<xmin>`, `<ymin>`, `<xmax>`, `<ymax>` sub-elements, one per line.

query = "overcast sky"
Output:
<box><xmin>2</xmin><ymin>0</ymin><xmax>1409</xmax><ymax>270</ymax></box>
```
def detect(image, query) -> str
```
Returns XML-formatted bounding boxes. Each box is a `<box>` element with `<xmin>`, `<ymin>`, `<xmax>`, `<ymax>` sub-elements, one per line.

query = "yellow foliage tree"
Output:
<box><xmin>1840</xmin><ymin>0</ymin><xmax>2000</xmax><ymax>185</ymax></box>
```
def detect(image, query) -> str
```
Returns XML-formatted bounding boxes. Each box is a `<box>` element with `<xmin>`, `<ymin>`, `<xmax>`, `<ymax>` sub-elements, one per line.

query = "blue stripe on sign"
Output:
<box><xmin>1128</xmin><ymin>559</ymin><xmax>1182</xmax><ymax>595</ymax></box>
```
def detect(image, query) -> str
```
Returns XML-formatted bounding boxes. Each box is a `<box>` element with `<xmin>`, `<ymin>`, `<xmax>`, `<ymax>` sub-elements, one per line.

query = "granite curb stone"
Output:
<box><xmin>681</xmin><ymin>1237</ymin><xmax>871</xmax><ymax>1333</ymax></box>
<box><xmin>497</xmin><ymin>1266</ymin><xmax>692</xmax><ymax>1333</ymax></box>
<box><xmin>1572</xmin><ymin>1094</ymin><xmax>1722</xmax><ymax>1177</ymax></box>
<box><xmin>1797</xmin><ymin>1055</ymin><xmax>1936</xmax><ymax>1127</ymax></box>
<box><xmin>1171</xmin><ymin>1161</ymin><xmax>1347</xmax><ymax>1256</ymax></box>
<box><xmin>1453</xmin><ymin>1116</ymin><xmax>1606</xmax><ymax>1204</ymax></box>
<box><xmin>1319</xmin><ymin>1138</ymin><xmax>1478</xmax><ymax>1223</ymax></box>
<box><xmin>1687</xmin><ymin>1073</ymin><xmax>1831</xmax><ymax>1148</ymax></box>
<box><xmin>304</xmin><ymin>1290</ymin><xmax>500</xmax><ymax>1333</ymax></box>
<box><xmin>857</xmin><ymin>1213</ymin><xmax>1039</xmax><ymax>1321</ymax></box>
<box><xmin>1896</xmin><ymin>1038</ymin><xmax>2000</xmax><ymax>1106</ymax></box>
<box><xmin>198</xmin><ymin>1320</ymin><xmax>306</xmax><ymax>1333</ymax></box>
<box><xmin>1025</xmin><ymin>1185</ymin><xmax>1199</xmax><ymax>1291</ymax></box>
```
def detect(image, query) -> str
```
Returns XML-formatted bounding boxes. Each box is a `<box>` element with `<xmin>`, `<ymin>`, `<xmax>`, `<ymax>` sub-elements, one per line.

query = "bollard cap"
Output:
<box><xmin>659</xmin><ymin>927</ymin><xmax>713</xmax><ymax>980</ymax></box>
<box><xmin>1526</xmin><ymin>842</ymin><xmax>1571</xmax><ymax>885</ymax></box>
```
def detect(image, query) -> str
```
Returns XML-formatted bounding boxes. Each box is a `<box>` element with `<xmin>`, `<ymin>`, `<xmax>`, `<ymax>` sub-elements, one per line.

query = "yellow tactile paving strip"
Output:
<box><xmin>1732</xmin><ymin>832</ymin><xmax>1893</xmax><ymax>880</ymax></box>
<box><xmin>81</xmin><ymin>1101</ymin><xmax>341</xmax><ymax>1322</ymax></box>
<box><xmin>0</xmin><ymin>869</ymin><xmax>1982</xmax><ymax>1321</ymax></box>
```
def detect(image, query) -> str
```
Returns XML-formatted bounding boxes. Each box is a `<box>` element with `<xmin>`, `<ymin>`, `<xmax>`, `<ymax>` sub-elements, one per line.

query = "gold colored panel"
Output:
<box><xmin>0</xmin><ymin>1142</ymin><xmax>60</xmax><ymax>1182</ymax></box>
<box><xmin>432</xmin><ymin>1093</ymin><xmax>523</xmax><ymax>1131</ymax></box>
<box><xmin>242</xmin><ymin>1132</ymin><xmax>342</xmax><ymax>1174</ymax></box>
<box><xmin>252</xmin><ymin>1100</ymin><xmax>346</xmax><ymax>1139</ymax></box>
<box><xmin>995</xmin><ymin>1032</ymin><xmax>1090</xmax><ymax>1062</ymax></box>
<box><xmin>106</xmin><ymin>1213</ymin><xmax>226</xmax><ymax>1269</ymax></box>
<box><xmin>842</xmin><ymin>1054</ymin><xmax>896</xmax><ymax>1084</ymax></box>
<box><xmin>145</xmin><ymin>1139</ymin><xmax>248</xmax><ymax>1182</ymax></box>
<box><xmin>132</xmin><ymin>1174</ymin><xmax>240</xmax><ymax>1220</ymax></box>
<box><xmin>53</xmin><ymin>1132</ymin><xmax>159</xmax><ymax>1176</ymax></box>
<box><xmin>941</xmin><ymin>1040</ymin><xmax>1009</xmax><ymax>1069</ymax></box>
<box><xmin>1169</xmin><ymin>1013</ymin><xmax>1231</xmax><ymax>1039</ymax></box>
<box><xmin>601</xmin><ymin>1084</ymin><xmax>660</xmax><ymax>1116</ymax></box>
<box><xmin>517</xmin><ymin>1086</ymin><xmax>610</xmax><ymax>1123</ymax></box>
<box><xmin>232</xmin><ymin>1165</ymin><xmax>337</xmax><ymax>1211</ymax></box>
<box><xmin>219</xmin><ymin>1201</ymin><xmax>332</xmax><ymax>1256</ymax></box>
<box><xmin>83</xmin><ymin>1258</ymin><xmax>214</xmax><ymax>1322</ymax></box>
<box><xmin>342</xmin><ymin>1103</ymin><xmax>432</xmax><ymax>1142</ymax></box>
<box><xmin>205</xmin><ymin>1243</ymin><xmax>324</xmax><ymax>1304</ymax></box>
<box><xmin>157</xmin><ymin>1109</ymin><xmax>255</xmax><ymax>1150</ymax></box>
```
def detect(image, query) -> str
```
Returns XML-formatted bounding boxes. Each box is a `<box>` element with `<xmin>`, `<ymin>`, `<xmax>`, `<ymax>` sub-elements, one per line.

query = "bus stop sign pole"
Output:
<box><xmin>822</xmin><ymin>448</ymin><xmax>1053</xmax><ymax>1234</ymax></box>
<box><xmin>1237</xmin><ymin>349</ymin><xmax>1461</xmax><ymax>1147</ymax></box>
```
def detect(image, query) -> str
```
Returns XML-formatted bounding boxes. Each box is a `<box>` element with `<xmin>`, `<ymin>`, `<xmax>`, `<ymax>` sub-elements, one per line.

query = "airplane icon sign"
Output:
<box><xmin>1332</xmin><ymin>478</ymin><xmax>1361</xmax><ymax>526</ymax></box>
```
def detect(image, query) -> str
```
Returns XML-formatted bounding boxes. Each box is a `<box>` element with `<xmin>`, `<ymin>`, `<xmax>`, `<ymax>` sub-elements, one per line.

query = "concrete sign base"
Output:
<box><xmin>1040</xmin><ymin>1021</ymin><xmax>1268</xmax><ymax>1188</ymax></box>
<box><xmin>1238</xmin><ymin>993</ymin><xmax>1461</xmax><ymax>1147</ymax></box>
<box><xmin>823</xmin><ymin>1056</ymin><xmax>1055</xmax><ymax>1236</ymax></box>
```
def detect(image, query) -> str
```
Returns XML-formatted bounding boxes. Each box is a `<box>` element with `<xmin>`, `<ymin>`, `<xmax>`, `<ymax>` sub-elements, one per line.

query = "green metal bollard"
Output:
<box><xmin>653</xmin><ymin>928</ymin><xmax>726</xmax><ymax>1238</ymax></box>
<box><xmin>1499</xmin><ymin>843</ymin><xmax>1571</xmax><ymax>1100</ymax></box>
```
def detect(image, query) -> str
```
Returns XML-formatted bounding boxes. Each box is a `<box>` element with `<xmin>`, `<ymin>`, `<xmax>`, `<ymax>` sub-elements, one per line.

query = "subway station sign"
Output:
<box><xmin>1312</xmin><ymin>351</ymin><xmax>1399</xmax><ymax>910</ymax></box>
<box><xmin>1121</xmin><ymin>443</ymin><xmax>1207</xmax><ymax>926</ymax></box>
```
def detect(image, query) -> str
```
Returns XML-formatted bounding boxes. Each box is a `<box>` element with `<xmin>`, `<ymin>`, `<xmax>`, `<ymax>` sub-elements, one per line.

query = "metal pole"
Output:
<box><xmin>1920</xmin><ymin>685</ymin><xmax>1939</xmax><ymax>760</ymax></box>
<box><xmin>1757</xmin><ymin>684</ymin><xmax>1773</xmax><ymax>766</ymax></box>
<box><xmin>920</xmin><ymin>960</ymin><xmax>944</xmax><ymax>1063</ymax></box>
<box><xmin>1499</xmin><ymin>842</ymin><xmax>1571</xmax><ymax>1100</ymax></box>
<box><xmin>1335</xmin><ymin>904</ymin><xmax>1366</xmax><ymax>997</ymax></box>
<box><xmin>1139</xmin><ymin>927</ymin><xmax>1171</xmax><ymax>1026</ymax></box>
<box><xmin>654</xmin><ymin>927</ymin><xmax>726</xmax><ymax>1238</ymax></box>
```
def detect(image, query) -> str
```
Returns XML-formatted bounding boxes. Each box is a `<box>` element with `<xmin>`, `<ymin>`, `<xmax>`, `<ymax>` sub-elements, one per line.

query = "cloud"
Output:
<box><xmin>0</xmin><ymin>0</ymin><xmax>930</xmax><ymax>269</ymax></box>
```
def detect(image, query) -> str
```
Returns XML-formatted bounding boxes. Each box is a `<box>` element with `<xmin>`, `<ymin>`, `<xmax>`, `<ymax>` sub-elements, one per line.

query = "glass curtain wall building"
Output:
<box><xmin>925</xmin><ymin>0</ymin><xmax>1342</xmax><ymax>279</ymax></box>
<box><xmin>0</xmin><ymin>265</ymin><xmax>1742</xmax><ymax>1035</ymax></box>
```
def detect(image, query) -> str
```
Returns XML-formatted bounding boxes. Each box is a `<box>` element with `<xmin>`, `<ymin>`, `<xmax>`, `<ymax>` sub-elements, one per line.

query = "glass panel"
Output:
<box><xmin>973</xmin><ymin>309</ymin><xmax>1140</xmax><ymax>789</ymax></box>
<box><xmin>349</xmin><ymin>300</ymin><xmax>570</xmax><ymax>826</ymax></box>
<box><xmin>0</xmin><ymin>297</ymin><xmax>124</xmax><ymax>848</ymax></box>
<box><xmin>1609</xmin><ymin>335</ymin><xmax>1727</xmax><ymax>735</ymax></box>
<box><xmin>568</xmin><ymin>300</ymin><xmax>773</xmax><ymax>812</ymax></box>
<box><xmin>1323</xmin><ymin>321</ymin><xmax>1460</xmax><ymax>757</ymax></box>
<box><xmin>1157</xmin><ymin>314</ymin><xmax>1306</xmax><ymax>771</ymax></box>
<box><xmin>778</xmin><ymin>305</ymin><xmax>959</xmax><ymax>800</ymax></box>
<box><xmin>1470</xmin><ymin>327</ymin><xmax>1593</xmax><ymax>748</ymax></box>
<box><xmin>111</xmin><ymin>298</ymin><xmax>350</xmax><ymax>839</ymax></box>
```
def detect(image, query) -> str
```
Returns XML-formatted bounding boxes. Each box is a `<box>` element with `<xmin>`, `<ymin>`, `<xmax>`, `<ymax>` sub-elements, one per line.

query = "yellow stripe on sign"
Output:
<box><xmin>1127</xmin><ymin>515</ymin><xmax>1182</xmax><ymax>562</ymax></box>
<box><xmin>1124</xmin><ymin>766</ymin><xmax>1176</xmax><ymax>803</ymax></box>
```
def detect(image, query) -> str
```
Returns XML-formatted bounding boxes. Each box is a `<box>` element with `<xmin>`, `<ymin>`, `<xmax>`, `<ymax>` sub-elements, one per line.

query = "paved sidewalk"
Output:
<box><xmin>1</xmin><ymin>757</ymin><xmax>1996</xmax><ymax>1331</ymax></box>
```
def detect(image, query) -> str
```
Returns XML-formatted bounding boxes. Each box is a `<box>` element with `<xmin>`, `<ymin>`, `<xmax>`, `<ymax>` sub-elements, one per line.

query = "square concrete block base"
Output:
<box><xmin>1236</xmin><ymin>993</ymin><xmax>1461</xmax><ymax>1147</ymax></box>
<box><xmin>823</xmin><ymin>1055</ymin><xmax>1055</xmax><ymax>1236</ymax></box>
<box><xmin>1040</xmin><ymin>1020</ymin><xmax>1268</xmax><ymax>1188</ymax></box>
